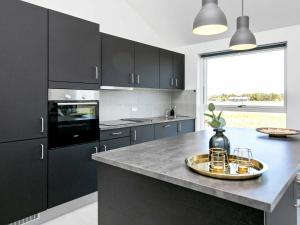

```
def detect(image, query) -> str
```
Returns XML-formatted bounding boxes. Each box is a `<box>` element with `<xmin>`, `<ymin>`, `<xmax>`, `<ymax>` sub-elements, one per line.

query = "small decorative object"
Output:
<box><xmin>204</xmin><ymin>103</ymin><xmax>230</xmax><ymax>154</ymax></box>
<box><xmin>232</xmin><ymin>148</ymin><xmax>253</xmax><ymax>174</ymax></box>
<box><xmin>185</xmin><ymin>153</ymin><xmax>268</xmax><ymax>180</ymax></box>
<box><xmin>256</xmin><ymin>127</ymin><xmax>300</xmax><ymax>138</ymax></box>
<box><xmin>209</xmin><ymin>148</ymin><xmax>229</xmax><ymax>173</ymax></box>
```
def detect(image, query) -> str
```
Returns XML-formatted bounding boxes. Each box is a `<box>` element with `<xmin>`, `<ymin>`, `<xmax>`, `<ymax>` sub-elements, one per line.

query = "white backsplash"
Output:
<box><xmin>171</xmin><ymin>90</ymin><xmax>197</xmax><ymax>118</ymax></box>
<box><xmin>99</xmin><ymin>90</ymin><xmax>172</xmax><ymax>121</ymax></box>
<box><xmin>99</xmin><ymin>89</ymin><xmax>197</xmax><ymax>121</ymax></box>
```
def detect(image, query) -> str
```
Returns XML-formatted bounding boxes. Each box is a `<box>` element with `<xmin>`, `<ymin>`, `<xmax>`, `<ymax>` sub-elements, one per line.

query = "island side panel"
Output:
<box><xmin>265</xmin><ymin>178</ymin><xmax>297</xmax><ymax>225</ymax></box>
<box><xmin>97</xmin><ymin>163</ymin><xmax>264</xmax><ymax>225</ymax></box>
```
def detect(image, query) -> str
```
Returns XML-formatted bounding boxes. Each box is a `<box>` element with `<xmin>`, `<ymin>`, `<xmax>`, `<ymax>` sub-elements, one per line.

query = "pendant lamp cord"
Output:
<box><xmin>242</xmin><ymin>0</ymin><xmax>244</xmax><ymax>16</ymax></box>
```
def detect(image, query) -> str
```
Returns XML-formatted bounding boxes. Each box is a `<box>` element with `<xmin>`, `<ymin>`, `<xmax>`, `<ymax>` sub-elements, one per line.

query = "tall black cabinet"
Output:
<box><xmin>49</xmin><ymin>10</ymin><xmax>100</xmax><ymax>89</ymax></box>
<box><xmin>0</xmin><ymin>0</ymin><xmax>48</xmax><ymax>143</ymax></box>
<box><xmin>0</xmin><ymin>139</ymin><xmax>48</xmax><ymax>225</ymax></box>
<box><xmin>0</xmin><ymin>1</ymin><xmax>48</xmax><ymax>224</ymax></box>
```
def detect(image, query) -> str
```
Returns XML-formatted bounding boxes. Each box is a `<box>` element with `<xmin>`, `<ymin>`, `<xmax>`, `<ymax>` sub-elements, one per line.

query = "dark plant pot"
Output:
<box><xmin>209</xmin><ymin>128</ymin><xmax>230</xmax><ymax>155</ymax></box>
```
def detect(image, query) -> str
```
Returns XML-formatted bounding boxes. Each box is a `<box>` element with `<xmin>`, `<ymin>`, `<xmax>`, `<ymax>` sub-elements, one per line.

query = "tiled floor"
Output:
<box><xmin>43</xmin><ymin>202</ymin><xmax>299</xmax><ymax>225</ymax></box>
<box><xmin>43</xmin><ymin>203</ymin><xmax>97</xmax><ymax>225</ymax></box>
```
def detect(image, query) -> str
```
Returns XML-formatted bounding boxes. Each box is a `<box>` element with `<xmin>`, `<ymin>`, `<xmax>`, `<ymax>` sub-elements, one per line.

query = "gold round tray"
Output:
<box><xmin>186</xmin><ymin>154</ymin><xmax>268</xmax><ymax>180</ymax></box>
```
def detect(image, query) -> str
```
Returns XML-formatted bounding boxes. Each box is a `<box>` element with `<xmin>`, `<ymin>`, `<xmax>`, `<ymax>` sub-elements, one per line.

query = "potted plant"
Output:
<box><xmin>204</xmin><ymin>103</ymin><xmax>230</xmax><ymax>154</ymax></box>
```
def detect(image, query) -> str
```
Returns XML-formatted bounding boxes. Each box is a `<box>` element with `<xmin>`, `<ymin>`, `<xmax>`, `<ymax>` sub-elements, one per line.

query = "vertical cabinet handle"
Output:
<box><xmin>136</xmin><ymin>74</ymin><xmax>140</xmax><ymax>85</ymax></box>
<box><xmin>130</xmin><ymin>73</ymin><xmax>135</xmax><ymax>84</ymax></box>
<box><xmin>95</xmin><ymin>66</ymin><xmax>99</xmax><ymax>80</ymax></box>
<box><xmin>40</xmin><ymin>117</ymin><xmax>44</xmax><ymax>133</ymax></box>
<box><xmin>175</xmin><ymin>78</ymin><xmax>178</xmax><ymax>87</ymax></box>
<box><xmin>94</xmin><ymin>146</ymin><xmax>98</xmax><ymax>153</ymax></box>
<box><xmin>178</xmin><ymin>122</ymin><xmax>182</xmax><ymax>132</ymax></box>
<box><xmin>133</xmin><ymin>130</ymin><xmax>137</xmax><ymax>141</ymax></box>
<box><xmin>170</xmin><ymin>77</ymin><xmax>174</xmax><ymax>87</ymax></box>
<box><xmin>103</xmin><ymin>145</ymin><xmax>107</xmax><ymax>152</ymax></box>
<box><xmin>40</xmin><ymin>144</ymin><xmax>44</xmax><ymax>160</ymax></box>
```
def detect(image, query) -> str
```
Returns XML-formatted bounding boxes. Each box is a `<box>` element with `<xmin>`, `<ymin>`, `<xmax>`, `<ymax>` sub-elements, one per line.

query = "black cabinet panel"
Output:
<box><xmin>100</xmin><ymin>137</ymin><xmax>131</xmax><ymax>151</ymax></box>
<box><xmin>134</xmin><ymin>43</ymin><xmax>159</xmax><ymax>88</ymax></box>
<box><xmin>100</xmin><ymin>128</ymin><xmax>131</xmax><ymax>141</ymax></box>
<box><xmin>48</xmin><ymin>142</ymin><xmax>99</xmax><ymax>208</ymax></box>
<box><xmin>131</xmin><ymin>125</ymin><xmax>155</xmax><ymax>145</ymax></box>
<box><xmin>159</xmin><ymin>49</ymin><xmax>174</xmax><ymax>89</ymax></box>
<box><xmin>0</xmin><ymin>0</ymin><xmax>47</xmax><ymax>143</ymax></box>
<box><xmin>154</xmin><ymin>122</ymin><xmax>178</xmax><ymax>139</ymax></box>
<box><xmin>49</xmin><ymin>10</ymin><xmax>100</xmax><ymax>86</ymax></box>
<box><xmin>173</xmin><ymin>53</ymin><xmax>185</xmax><ymax>89</ymax></box>
<box><xmin>102</xmin><ymin>34</ymin><xmax>134</xmax><ymax>87</ymax></box>
<box><xmin>0</xmin><ymin>138</ymin><xmax>47</xmax><ymax>225</ymax></box>
<box><xmin>178</xmin><ymin>120</ymin><xmax>195</xmax><ymax>135</ymax></box>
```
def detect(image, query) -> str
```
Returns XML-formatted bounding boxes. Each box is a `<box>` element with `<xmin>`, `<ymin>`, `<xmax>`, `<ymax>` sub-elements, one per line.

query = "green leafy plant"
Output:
<box><xmin>204</xmin><ymin>103</ymin><xmax>226</xmax><ymax>129</ymax></box>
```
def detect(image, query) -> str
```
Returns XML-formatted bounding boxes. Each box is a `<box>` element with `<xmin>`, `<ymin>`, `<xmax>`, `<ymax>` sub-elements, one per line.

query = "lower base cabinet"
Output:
<box><xmin>100</xmin><ymin>137</ymin><xmax>131</xmax><ymax>152</ymax></box>
<box><xmin>48</xmin><ymin>141</ymin><xmax>99</xmax><ymax>208</ymax></box>
<box><xmin>131</xmin><ymin>125</ymin><xmax>155</xmax><ymax>145</ymax></box>
<box><xmin>178</xmin><ymin>119</ymin><xmax>195</xmax><ymax>135</ymax></box>
<box><xmin>0</xmin><ymin>139</ymin><xmax>47</xmax><ymax>225</ymax></box>
<box><xmin>154</xmin><ymin>121</ymin><xmax>178</xmax><ymax>139</ymax></box>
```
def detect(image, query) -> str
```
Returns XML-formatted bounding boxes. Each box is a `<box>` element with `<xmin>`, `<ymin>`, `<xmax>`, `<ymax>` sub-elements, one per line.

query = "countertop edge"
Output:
<box><xmin>92</xmin><ymin>153</ymin><xmax>279</xmax><ymax>212</ymax></box>
<box><xmin>99</xmin><ymin>117</ymin><xmax>195</xmax><ymax>131</ymax></box>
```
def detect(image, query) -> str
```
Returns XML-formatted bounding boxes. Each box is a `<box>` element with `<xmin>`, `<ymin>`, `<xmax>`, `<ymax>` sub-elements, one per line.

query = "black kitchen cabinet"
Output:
<box><xmin>159</xmin><ymin>49</ymin><xmax>174</xmax><ymax>89</ymax></box>
<box><xmin>134</xmin><ymin>43</ymin><xmax>160</xmax><ymax>88</ymax></box>
<box><xmin>173</xmin><ymin>53</ymin><xmax>185</xmax><ymax>89</ymax></box>
<box><xmin>49</xmin><ymin>10</ymin><xmax>100</xmax><ymax>89</ymax></box>
<box><xmin>101</xmin><ymin>33</ymin><xmax>135</xmax><ymax>87</ymax></box>
<box><xmin>48</xmin><ymin>142</ymin><xmax>99</xmax><ymax>208</ymax></box>
<box><xmin>100</xmin><ymin>128</ymin><xmax>131</xmax><ymax>141</ymax></box>
<box><xmin>0</xmin><ymin>0</ymin><xmax>48</xmax><ymax>143</ymax></box>
<box><xmin>100</xmin><ymin>137</ymin><xmax>131</xmax><ymax>151</ymax></box>
<box><xmin>178</xmin><ymin>119</ymin><xmax>195</xmax><ymax>135</ymax></box>
<box><xmin>154</xmin><ymin>122</ymin><xmax>178</xmax><ymax>139</ymax></box>
<box><xmin>131</xmin><ymin>125</ymin><xmax>155</xmax><ymax>145</ymax></box>
<box><xmin>0</xmin><ymin>138</ymin><xmax>47</xmax><ymax>225</ymax></box>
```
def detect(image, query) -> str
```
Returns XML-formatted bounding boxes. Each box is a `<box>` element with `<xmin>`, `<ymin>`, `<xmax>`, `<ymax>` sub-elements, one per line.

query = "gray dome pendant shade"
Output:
<box><xmin>193</xmin><ymin>0</ymin><xmax>228</xmax><ymax>36</ymax></box>
<box><xmin>229</xmin><ymin>0</ymin><xmax>257</xmax><ymax>50</ymax></box>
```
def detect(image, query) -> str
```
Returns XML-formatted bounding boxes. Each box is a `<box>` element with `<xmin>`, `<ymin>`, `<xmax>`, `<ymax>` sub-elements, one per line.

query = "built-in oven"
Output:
<box><xmin>48</xmin><ymin>89</ymin><xmax>100</xmax><ymax>149</ymax></box>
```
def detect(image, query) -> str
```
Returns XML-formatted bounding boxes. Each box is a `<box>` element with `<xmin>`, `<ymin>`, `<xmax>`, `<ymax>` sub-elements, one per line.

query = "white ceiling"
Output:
<box><xmin>125</xmin><ymin>0</ymin><xmax>300</xmax><ymax>47</ymax></box>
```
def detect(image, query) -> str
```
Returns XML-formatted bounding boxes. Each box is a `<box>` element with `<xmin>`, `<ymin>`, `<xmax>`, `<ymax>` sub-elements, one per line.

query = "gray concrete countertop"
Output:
<box><xmin>92</xmin><ymin>128</ymin><xmax>300</xmax><ymax>212</ymax></box>
<box><xmin>99</xmin><ymin>116</ymin><xmax>195</xmax><ymax>131</ymax></box>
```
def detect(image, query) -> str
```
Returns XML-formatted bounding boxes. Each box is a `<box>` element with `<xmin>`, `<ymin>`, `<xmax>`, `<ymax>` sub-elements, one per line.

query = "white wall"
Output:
<box><xmin>174</xmin><ymin>25</ymin><xmax>300</xmax><ymax>131</ymax></box>
<box><xmin>21</xmin><ymin>0</ymin><xmax>167</xmax><ymax>48</ymax></box>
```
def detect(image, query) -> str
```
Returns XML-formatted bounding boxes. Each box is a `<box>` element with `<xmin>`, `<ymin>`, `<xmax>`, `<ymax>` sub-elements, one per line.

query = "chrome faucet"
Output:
<box><xmin>165</xmin><ymin>109</ymin><xmax>170</xmax><ymax>119</ymax></box>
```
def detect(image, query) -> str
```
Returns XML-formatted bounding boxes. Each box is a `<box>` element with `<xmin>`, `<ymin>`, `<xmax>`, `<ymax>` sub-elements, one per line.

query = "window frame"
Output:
<box><xmin>202</xmin><ymin>47</ymin><xmax>287</xmax><ymax>114</ymax></box>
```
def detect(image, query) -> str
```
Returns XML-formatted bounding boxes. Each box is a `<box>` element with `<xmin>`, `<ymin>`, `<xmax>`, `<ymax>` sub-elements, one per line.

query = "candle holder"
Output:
<box><xmin>233</xmin><ymin>148</ymin><xmax>253</xmax><ymax>174</ymax></box>
<box><xmin>209</xmin><ymin>148</ymin><xmax>229</xmax><ymax>173</ymax></box>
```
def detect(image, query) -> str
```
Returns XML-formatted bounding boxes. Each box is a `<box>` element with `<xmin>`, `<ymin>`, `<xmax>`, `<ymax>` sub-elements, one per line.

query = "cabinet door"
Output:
<box><xmin>102</xmin><ymin>34</ymin><xmax>134</xmax><ymax>87</ymax></box>
<box><xmin>131</xmin><ymin>125</ymin><xmax>155</xmax><ymax>145</ymax></box>
<box><xmin>134</xmin><ymin>43</ymin><xmax>159</xmax><ymax>88</ymax></box>
<box><xmin>178</xmin><ymin>120</ymin><xmax>195</xmax><ymax>135</ymax></box>
<box><xmin>154</xmin><ymin>122</ymin><xmax>178</xmax><ymax>139</ymax></box>
<box><xmin>159</xmin><ymin>49</ymin><xmax>174</xmax><ymax>89</ymax></box>
<box><xmin>48</xmin><ymin>142</ymin><xmax>99</xmax><ymax>208</ymax></box>
<box><xmin>49</xmin><ymin>11</ymin><xmax>100</xmax><ymax>85</ymax></box>
<box><xmin>0</xmin><ymin>0</ymin><xmax>47</xmax><ymax>143</ymax></box>
<box><xmin>100</xmin><ymin>137</ymin><xmax>131</xmax><ymax>151</ymax></box>
<box><xmin>0</xmin><ymin>139</ymin><xmax>47</xmax><ymax>225</ymax></box>
<box><xmin>173</xmin><ymin>53</ymin><xmax>185</xmax><ymax>89</ymax></box>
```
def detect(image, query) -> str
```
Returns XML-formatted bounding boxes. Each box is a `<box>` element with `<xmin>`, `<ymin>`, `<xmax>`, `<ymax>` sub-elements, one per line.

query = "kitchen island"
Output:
<box><xmin>92</xmin><ymin>128</ymin><xmax>300</xmax><ymax>225</ymax></box>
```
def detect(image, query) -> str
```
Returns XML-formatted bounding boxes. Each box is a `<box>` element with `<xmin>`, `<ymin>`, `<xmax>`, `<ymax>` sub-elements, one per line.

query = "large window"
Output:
<box><xmin>203</xmin><ymin>46</ymin><xmax>286</xmax><ymax>128</ymax></box>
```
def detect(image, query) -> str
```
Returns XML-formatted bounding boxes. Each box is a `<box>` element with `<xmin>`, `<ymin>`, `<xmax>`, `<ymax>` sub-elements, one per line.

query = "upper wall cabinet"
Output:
<box><xmin>101</xmin><ymin>33</ymin><xmax>135</xmax><ymax>87</ymax></box>
<box><xmin>49</xmin><ymin>11</ymin><xmax>100</xmax><ymax>89</ymax></box>
<box><xmin>134</xmin><ymin>43</ymin><xmax>160</xmax><ymax>88</ymax></box>
<box><xmin>0</xmin><ymin>0</ymin><xmax>48</xmax><ymax>143</ymax></box>
<box><xmin>159</xmin><ymin>49</ymin><xmax>174</xmax><ymax>89</ymax></box>
<box><xmin>173</xmin><ymin>53</ymin><xmax>185</xmax><ymax>89</ymax></box>
<box><xmin>160</xmin><ymin>50</ymin><xmax>185</xmax><ymax>90</ymax></box>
